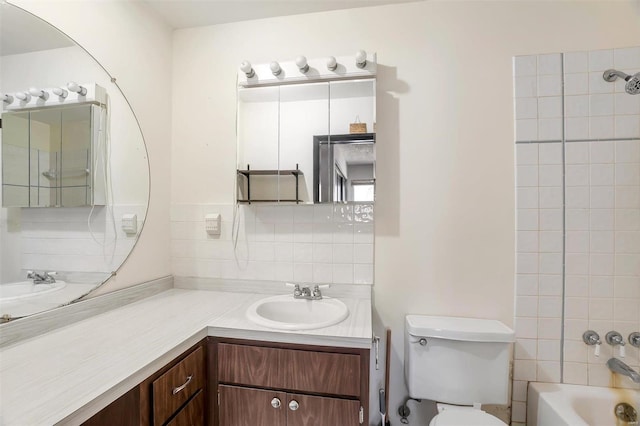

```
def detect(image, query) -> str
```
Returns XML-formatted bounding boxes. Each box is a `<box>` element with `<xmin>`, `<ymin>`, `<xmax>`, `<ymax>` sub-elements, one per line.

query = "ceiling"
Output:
<box><xmin>1</xmin><ymin>5</ymin><xmax>74</xmax><ymax>56</ymax></box>
<box><xmin>142</xmin><ymin>0</ymin><xmax>419</xmax><ymax>29</ymax></box>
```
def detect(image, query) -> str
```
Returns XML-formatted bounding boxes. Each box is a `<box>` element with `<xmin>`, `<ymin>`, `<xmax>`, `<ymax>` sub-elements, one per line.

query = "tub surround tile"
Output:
<box><xmin>514</xmin><ymin>51</ymin><xmax>639</xmax><ymax>410</ymax></box>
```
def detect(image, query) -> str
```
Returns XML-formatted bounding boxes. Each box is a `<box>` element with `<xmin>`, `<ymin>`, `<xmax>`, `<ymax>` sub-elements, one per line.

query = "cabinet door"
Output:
<box><xmin>219</xmin><ymin>385</ymin><xmax>286</xmax><ymax>426</ymax></box>
<box><xmin>286</xmin><ymin>393</ymin><xmax>361</xmax><ymax>426</ymax></box>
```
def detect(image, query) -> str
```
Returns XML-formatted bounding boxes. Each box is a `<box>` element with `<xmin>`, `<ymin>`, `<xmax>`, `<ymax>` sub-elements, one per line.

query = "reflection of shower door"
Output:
<box><xmin>334</xmin><ymin>165</ymin><xmax>347</xmax><ymax>202</ymax></box>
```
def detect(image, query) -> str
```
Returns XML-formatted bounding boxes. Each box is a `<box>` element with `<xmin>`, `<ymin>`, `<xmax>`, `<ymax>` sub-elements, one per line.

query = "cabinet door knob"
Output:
<box><xmin>289</xmin><ymin>400</ymin><xmax>299</xmax><ymax>411</ymax></box>
<box><xmin>271</xmin><ymin>398</ymin><xmax>281</xmax><ymax>409</ymax></box>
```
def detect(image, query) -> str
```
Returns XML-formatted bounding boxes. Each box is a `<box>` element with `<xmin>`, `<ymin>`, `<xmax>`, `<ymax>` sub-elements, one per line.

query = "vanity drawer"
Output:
<box><xmin>153</xmin><ymin>346</ymin><xmax>204</xmax><ymax>426</ymax></box>
<box><xmin>218</xmin><ymin>343</ymin><xmax>286</xmax><ymax>388</ymax></box>
<box><xmin>218</xmin><ymin>343</ymin><xmax>360</xmax><ymax>397</ymax></box>
<box><xmin>285</xmin><ymin>350</ymin><xmax>361</xmax><ymax>397</ymax></box>
<box><xmin>165</xmin><ymin>390</ymin><xmax>204</xmax><ymax>426</ymax></box>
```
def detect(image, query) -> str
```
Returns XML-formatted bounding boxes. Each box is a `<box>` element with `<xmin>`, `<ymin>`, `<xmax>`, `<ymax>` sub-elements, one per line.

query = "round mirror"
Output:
<box><xmin>0</xmin><ymin>4</ymin><xmax>150</xmax><ymax>320</ymax></box>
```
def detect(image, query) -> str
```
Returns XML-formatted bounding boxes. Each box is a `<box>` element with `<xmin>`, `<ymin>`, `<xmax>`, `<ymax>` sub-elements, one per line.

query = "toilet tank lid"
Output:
<box><xmin>406</xmin><ymin>315</ymin><xmax>515</xmax><ymax>342</ymax></box>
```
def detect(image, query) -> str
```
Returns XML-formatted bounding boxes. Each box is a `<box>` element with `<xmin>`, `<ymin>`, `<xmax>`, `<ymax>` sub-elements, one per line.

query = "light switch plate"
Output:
<box><xmin>122</xmin><ymin>213</ymin><xmax>137</xmax><ymax>234</ymax></box>
<box><xmin>205</xmin><ymin>213</ymin><xmax>221</xmax><ymax>235</ymax></box>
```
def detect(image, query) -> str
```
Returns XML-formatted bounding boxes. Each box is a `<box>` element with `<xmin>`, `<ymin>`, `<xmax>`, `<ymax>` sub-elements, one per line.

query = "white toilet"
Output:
<box><xmin>404</xmin><ymin>315</ymin><xmax>515</xmax><ymax>426</ymax></box>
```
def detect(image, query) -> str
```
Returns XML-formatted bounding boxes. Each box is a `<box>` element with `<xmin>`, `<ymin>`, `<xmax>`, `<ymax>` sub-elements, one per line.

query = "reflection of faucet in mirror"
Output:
<box><xmin>27</xmin><ymin>271</ymin><xmax>57</xmax><ymax>285</ymax></box>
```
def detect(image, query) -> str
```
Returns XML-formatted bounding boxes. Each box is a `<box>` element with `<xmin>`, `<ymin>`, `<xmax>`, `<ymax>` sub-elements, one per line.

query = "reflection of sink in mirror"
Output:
<box><xmin>246</xmin><ymin>294</ymin><xmax>349</xmax><ymax>330</ymax></box>
<box><xmin>0</xmin><ymin>281</ymin><xmax>67</xmax><ymax>302</ymax></box>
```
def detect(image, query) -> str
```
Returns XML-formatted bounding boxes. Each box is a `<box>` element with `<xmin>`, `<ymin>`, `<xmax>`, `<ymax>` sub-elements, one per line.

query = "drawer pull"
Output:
<box><xmin>172</xmin><ymin>375</ymin><xmax>193</xmax><ymax>395</ymax></box>
<box><xmin>271</xmin><ymin>397</ymin><xmax>281</xmax><ymax>408</ymax></box>
<box><xmin>289</xmin><ymin>400</ymin><xmax>299</xmax><ymax>411</ymax></box>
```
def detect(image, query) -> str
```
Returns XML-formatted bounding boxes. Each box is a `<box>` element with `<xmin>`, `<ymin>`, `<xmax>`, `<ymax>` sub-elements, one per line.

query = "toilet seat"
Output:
<box><xmin>429</xmin><ymin>408</ymin><xmax>507</xmax><ymax>426</ymax></box>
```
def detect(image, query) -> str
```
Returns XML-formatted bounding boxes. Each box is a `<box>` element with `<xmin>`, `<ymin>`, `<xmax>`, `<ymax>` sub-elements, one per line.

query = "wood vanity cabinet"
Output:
<box><xmin>83</xmin><ymin>342</ymin><xmax>207</xmax><ymax>426</ymax></box>
<box><xmin>210</xmin><ymin>338</ymin><xmax>369</xmax><ymax>426</ymax></box>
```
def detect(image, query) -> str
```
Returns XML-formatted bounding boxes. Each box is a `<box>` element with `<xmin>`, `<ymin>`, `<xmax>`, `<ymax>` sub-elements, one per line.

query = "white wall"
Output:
<box><xmin>11</xmin><ymin>0</ymin><xmax>174</xmax><ymax>294</ymax></box>
<box><xmin>172</xmin><ymin>2</ymin><xmax>640</xmax><ymax>424</ymax></box>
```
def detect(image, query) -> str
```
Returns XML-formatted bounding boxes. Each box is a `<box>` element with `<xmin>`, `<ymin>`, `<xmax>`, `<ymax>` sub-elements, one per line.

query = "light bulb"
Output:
<box><xmin>355</xmin><ymin>50</ymin><xmax>367</xmax><ymax>68</ymax></box>
<box><xmin>270</xmin><ymin>61</ymin><xmax>282</xmax><ymax>76</ymax></box>
<box><xmin>296</xmin><ymin>56</ymin><xmax>309</xmax><ymax>73</ymax></box>
<box><xmin>15</xmin><ymin>92</ymin><xmax>31</xmax><ymax>102</ymax></box>
<box><xmin>326</xmin><ymin>56</ymin><xmax>337</xmax><ymax>71</ymax></box>
<box><xmin>29</xmin><ymin>87</ymin><xmax>49</xmax><ymax>100</ymax></box>
<box><xmin>67</xmin><ymin>81</ymin><xmax>87</xmax><ymax>96</ymax></box>
<box><xmin>240</xmin><ymin>61</ymin><xmax>255</xmax><ymax>78</ymax></box>
<box><xmin>2</xmin><ymin>94</ymin><xmax>14</xmax><ymax>104</ymax></box>
<box><xmin>53</xmin><ymin>87</ymin><xmax>68</xmax><ymax>98</ymax></box>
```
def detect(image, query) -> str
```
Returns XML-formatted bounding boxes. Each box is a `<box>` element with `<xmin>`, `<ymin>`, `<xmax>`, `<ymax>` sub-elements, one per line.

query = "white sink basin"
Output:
<box><xmin>246</xmin><ymin>294</ymin><xmax>349</xmax><ymax>330</ymax></box>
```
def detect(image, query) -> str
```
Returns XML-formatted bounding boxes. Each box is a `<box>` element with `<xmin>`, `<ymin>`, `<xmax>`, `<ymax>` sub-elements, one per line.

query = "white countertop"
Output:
<box><xmin>0</xmin><ymin>287</ymin><xmax>372</xmax><ymax>425</ymax></box>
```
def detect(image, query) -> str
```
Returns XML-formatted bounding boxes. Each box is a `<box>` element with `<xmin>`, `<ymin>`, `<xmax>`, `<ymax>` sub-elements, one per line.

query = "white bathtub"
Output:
<box><xmin>528</xmin><ymin>382</ymin><xmax>639</xmax><ymax>426</ymax></box>
<box><xmin>0</xmin><ymin>280</ymin><xmax>67</xmax><ymax>302</ymax></box>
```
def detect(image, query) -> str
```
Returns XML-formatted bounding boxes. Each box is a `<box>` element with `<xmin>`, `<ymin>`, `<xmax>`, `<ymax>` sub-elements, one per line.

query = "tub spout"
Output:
<box><xmin>607</xmin><ymin>358</ymin><xmax>640</xmax><ymax>384</ymax></box>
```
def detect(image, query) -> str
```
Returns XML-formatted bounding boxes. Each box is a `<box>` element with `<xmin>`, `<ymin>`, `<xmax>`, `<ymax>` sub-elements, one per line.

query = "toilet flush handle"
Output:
<box><xmin>418</xmin><ymin>338</ymin><xmax>427</xmax><ymax>346</ymax></box>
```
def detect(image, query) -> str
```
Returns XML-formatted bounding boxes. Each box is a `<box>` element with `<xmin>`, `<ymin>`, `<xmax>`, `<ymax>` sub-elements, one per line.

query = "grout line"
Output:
<box><xmin>516</xmin><ymin>137</ymin><xmax>640</xmax><ymax>144</ymax></box>
<box><xmin>559</xmin><ymin>53</ymin><xmax>566</xmax><ymax>384</ymax></box>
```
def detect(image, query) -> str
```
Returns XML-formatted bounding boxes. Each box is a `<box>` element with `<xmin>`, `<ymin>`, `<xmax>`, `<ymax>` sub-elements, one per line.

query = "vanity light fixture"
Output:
<box><xmin>2</xmin><ymin>94</ymin><xmax>13</xmax><ymax>103</ymax></box>
<box><xmin>326</xmin><ymin>56</ymin><xmax>338</xmax><ymax>71</ymax></box>
<box><xmin>15</xmin><ymin>91</ymin><xmax>31</xmax><ymax>102</ymax></box>
<box><xmin>270</xmin><ymin>61</ymin><xmax>282</xmax><ymax>76</ymax></box>
<box><xmin>67</xmin><ymin>81</ymin><xmax>87</xmax><ymax>96</ymax></box>
<box><xmin>29</xmin><ymin>87</ymin><xmax>49</xmax><ymax>100</ymax></box>
<box><xmin>240</xmin><ymin>60</ymin><xmax>255</xmax><ymax>78</ymax></box>
<box><xmin>295</xmin><ymin>55</ymin><xmax>309</xmax><ymax>73</ymax></box>
<box><xmin>355</xmin><ymin>50</ymin><xmax>367</xmax><ymax>68</ymax></box>
<box><xmin>52</xmin><ymin>87</ymin><xmax>68</xmax><ymax>98</ymax></box>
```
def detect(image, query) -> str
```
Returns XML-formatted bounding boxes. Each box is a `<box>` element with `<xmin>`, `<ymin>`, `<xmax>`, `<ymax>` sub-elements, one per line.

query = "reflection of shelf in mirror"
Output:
<box><xmin>237</xmin><ymin>169</ymin><xmax>303</xmax><ymax>177</ymax></box>
<box><xmin>42</xmin><ymin>169</ymin><xmax>90</xmax><ymax>180</ymax></box>
<box><xmin>237</xmin><ymin>164</ymin><xmax>303</xmax><ymax>204</ymax></box>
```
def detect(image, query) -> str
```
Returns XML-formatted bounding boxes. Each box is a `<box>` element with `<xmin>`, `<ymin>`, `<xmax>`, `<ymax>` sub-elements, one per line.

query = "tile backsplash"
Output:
<box><xmin>171</xmin><ymin>203</ymin><xmax>374</xmax><ymax>285</ymax></box>
<box><xmin>4</xmin><ymin>205</ymin><xmax>143</xmax><ymax>281</ymax></box>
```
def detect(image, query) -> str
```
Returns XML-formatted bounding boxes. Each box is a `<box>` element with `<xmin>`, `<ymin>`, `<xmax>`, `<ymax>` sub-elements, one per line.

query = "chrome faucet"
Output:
<box><xmin>286</xmin><ymin>283</ymin><xmax>328</xmax><ymax>300</ymax></box>
<box><xmin>607</xmin><ymin>358</ymin><xmax>640</xmax><ymax>384</ymax></box>
<box><xmin>27</xmin><ymin>270</ymin><xmax>57</xmax><ymax>284</ymax></box>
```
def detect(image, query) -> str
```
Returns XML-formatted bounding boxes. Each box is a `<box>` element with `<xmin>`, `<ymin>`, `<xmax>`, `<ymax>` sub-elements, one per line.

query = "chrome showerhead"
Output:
<box><xmin>603</xmin><ymin>69</ymin><xmax>640</xmax><ymax>95</ymax></box>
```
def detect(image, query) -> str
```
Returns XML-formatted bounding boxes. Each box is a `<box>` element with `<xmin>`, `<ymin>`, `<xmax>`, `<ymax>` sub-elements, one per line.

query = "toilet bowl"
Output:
<box><xmin>429</xmin><ymin>403</ymin><xmax>506</xmax><ymax>426</ymax></box>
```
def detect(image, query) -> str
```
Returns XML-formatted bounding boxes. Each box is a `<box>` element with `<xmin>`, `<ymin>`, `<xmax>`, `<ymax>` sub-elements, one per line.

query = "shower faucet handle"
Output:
<box><xmin>606</xmin><ymin>331</ymin><xmax>626</xmax><ymax>358</ymax></box>
<box><xmin>583</xmin><ymin>330</ymin><xmax>601</xmax><ymax>357</ymax></box>
<box><xmin>629</xmin><ymin>332</ymin><xmax>640</xmax><ymax>349</ymax></box>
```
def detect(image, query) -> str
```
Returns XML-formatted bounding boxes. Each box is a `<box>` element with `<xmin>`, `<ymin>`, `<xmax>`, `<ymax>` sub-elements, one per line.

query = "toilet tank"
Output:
<box><xmin>404</xmin><ymin>315</ymin><xmax>514</xmax><ymax>405</ymax></box>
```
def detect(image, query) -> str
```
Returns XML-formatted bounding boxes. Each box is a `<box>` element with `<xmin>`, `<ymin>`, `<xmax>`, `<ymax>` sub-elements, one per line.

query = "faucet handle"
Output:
<box><xmin>285</xmin><ymin>282</ymin><xmax>302</xmax><ymax>297</ymax></box>
<box><xmin>45</xmin><ymin>271</ymin><xmax>57</xmax><ymax>277</ymax></box>
<box><xmin>583</xmin><ymin>330</ymin><xmax>602</xmax><ymax>357</ymax></box>
<box><xmin>26</xmin><ymin>270</ymin><xmax>35</xmax><ymax>278</ymax></box>
<box><xmin>312</xmin><ymin>284</ymin><xmax>329</xmax><ymax>298</ymax></box>
<box><xmin>606</xmin><ymin>331</ymin><xmax>626</xmax><ymax>358</ymax></box>
<box><xmin>629</xmin><ymin>332</ymin><xmax>640</xmax><ymax>348</ymax></box>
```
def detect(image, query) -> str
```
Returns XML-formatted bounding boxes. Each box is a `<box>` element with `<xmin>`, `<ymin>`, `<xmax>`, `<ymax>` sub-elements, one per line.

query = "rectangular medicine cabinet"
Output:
<box><xmin>1</xmin><ymin>104</ymin><xmax>105</xmax><ymax>208</ymax></box>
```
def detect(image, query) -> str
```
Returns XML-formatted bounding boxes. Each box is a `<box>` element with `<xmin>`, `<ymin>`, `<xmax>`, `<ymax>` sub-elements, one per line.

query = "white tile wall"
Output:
<box><xmin>13</xmin><ymin>205</ymin><xmax>144</xmax><ymax>277</ymax></box>
<box><xmin>170</xmin><ymin>203</ymin><xmax>374</xmax><ymax>285</ymax></box>
<box><xmin>513</xmin><ymin>47</ymin><xmax>640</xmax><ymax>425</ymax></box>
